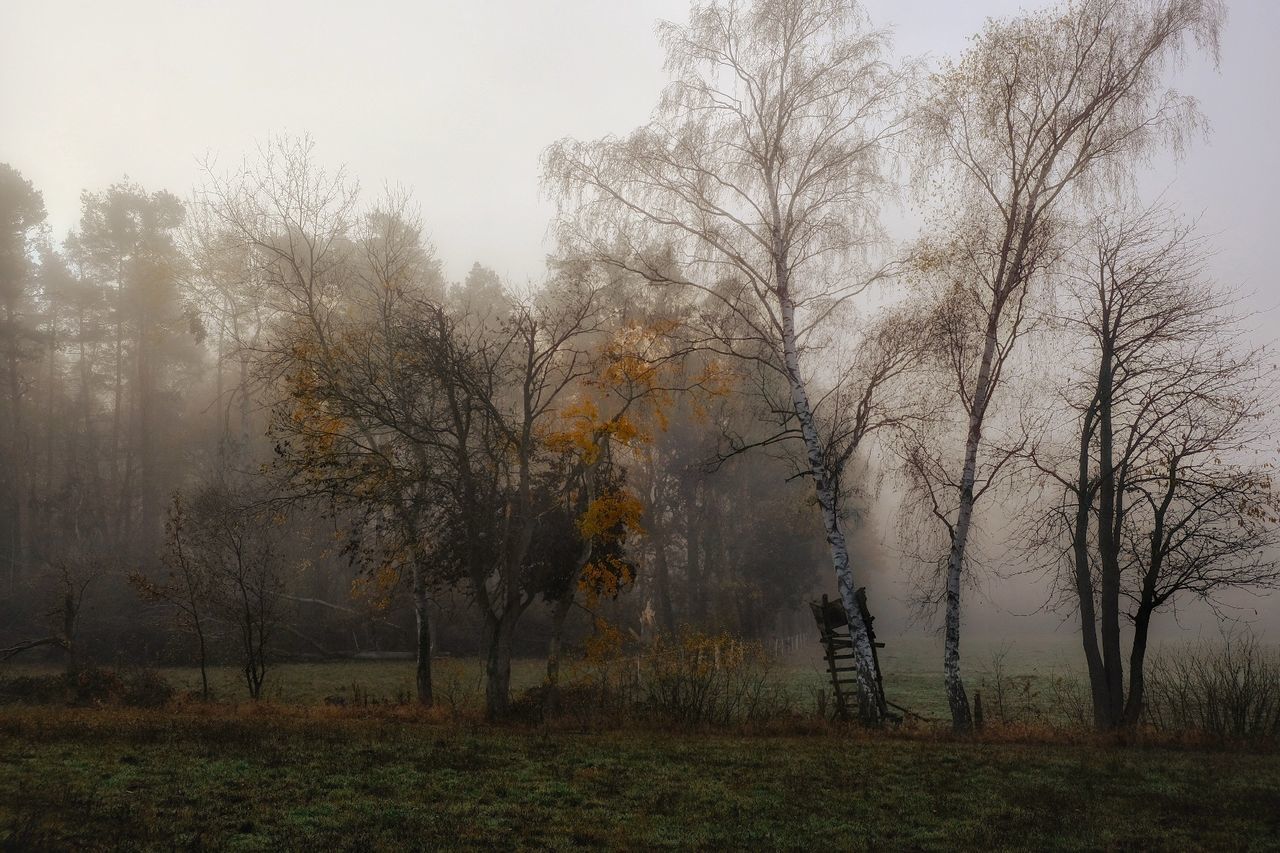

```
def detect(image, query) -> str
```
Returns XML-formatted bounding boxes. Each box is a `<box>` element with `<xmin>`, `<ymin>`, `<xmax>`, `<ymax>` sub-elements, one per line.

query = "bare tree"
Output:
<box><xmin>1030</xmin><ymin>200</ymin><xmax>1280</xmax><ymax>729</ymax></box>
<box><xmin>546</xmin><ymin>0</ymin><xmax>912</xmax><ymax>724</ymax></box>
<box><xmin>195</xmin><ymin>138</ymin><xmax>446</xmax><ymax>705</ymax></box>
<box><xmin>0</xmin><ymin>556</ymin><xmax>99</xmax><ymax>674</ymax></box>
<box><xmin>131</xmin><ymin>493</ymin><xmax>215</xmax><ymax>700</ymax></box>
<box><xmin>168</xmin><ymin>482</ymin><xmax>286</xmax><ymax>701</ymax></box>
<box><xmin>911</xmin><ymin>0</ymin><xmax>1224</xmax><ymax>730</ymax></box>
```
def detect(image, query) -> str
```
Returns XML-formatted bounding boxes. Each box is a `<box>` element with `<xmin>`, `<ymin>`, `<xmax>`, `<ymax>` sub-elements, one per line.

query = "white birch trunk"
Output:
<box><xmin>942</xmin><ymin>325</ymin><xmax>1000</xmax><ymax>731</ymax></box>
<box><xmin>779</xmin><ymin>294</ymin><xmax>884</xmax><ymax>724</ymax></box>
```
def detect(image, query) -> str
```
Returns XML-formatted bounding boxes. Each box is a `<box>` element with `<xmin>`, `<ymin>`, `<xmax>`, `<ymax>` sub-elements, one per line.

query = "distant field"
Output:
<box><xmin>0</xmin><ymin>635</ymin><xmax>1093</xmax><ymax>721</ymax></box>
<box><xmin>0</xmin><ymin>707</ymin><xmax>1277</xmax><ymax>850</ymax></box>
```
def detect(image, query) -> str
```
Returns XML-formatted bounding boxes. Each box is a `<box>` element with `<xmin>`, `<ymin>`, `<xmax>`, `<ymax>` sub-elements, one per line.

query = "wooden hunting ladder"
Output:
<box><xmin>809</xmin><ymin>589</ymin><xmax>901</xmax><ymax>723</ymax></box>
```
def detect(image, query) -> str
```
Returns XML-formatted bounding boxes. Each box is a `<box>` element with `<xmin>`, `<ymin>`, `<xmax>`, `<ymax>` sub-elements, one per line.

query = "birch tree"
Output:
<box><xmin>912</xmin><ymin>0</ymin><xmax>1225</xmax><ymax>730</ymax></box>
<box><xmin>545</xmin><ymin>0</ymin><xmax>910</xmax><ymax>723</ymax></box>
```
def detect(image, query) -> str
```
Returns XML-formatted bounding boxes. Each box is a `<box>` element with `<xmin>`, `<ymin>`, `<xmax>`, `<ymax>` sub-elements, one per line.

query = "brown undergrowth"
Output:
<box><xmin>0</xmin><ymin>699</ymin><xmax>1273</xmax><ymax>756</ymax></box>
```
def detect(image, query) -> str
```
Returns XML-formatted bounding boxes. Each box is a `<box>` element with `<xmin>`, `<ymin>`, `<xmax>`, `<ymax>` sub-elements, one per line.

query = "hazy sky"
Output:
<box><xmin>4</xmin><ymin>0</ymin><xmax>1278</xmax><ymax>299</ymax></box>
<box><xmin>5</xmin><ymin>0</ymin><xmax>1278</xmax><ymax>641</ymax></box>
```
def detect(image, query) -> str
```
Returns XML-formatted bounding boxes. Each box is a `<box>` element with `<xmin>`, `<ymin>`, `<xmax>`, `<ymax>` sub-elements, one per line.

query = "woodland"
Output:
<box><xmin>2</xmin><ymin>0</ymin><xmax>1276</xmax><ymax>748</ymax></box>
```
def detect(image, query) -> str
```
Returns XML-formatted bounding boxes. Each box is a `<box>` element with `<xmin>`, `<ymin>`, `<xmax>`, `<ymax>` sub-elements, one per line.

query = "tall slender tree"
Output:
<box><xmin>546</xmin><ymin>0</ymin><xmax>911</xmax><ymax>723</ymax></box>
<box><xmin>0</xmin><ymin>164</ymin><xmax>47</xmax><ymax>585</ymax></box>
<box><xmin>912</xmin><ymin>0</ymin><xmax>1225</xmax><ymax>730</ymax></box>
<box><xmin>1030</xmin><ymin>201</ymin><xmax>1280</xmax><ymax>729</ymax></box>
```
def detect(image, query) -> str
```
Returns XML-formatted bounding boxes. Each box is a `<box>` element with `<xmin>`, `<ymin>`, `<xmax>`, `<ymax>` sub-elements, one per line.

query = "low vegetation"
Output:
<box><xmin>2</xmin><ymin>705</ymin><xmax>1278</xmax><ymax>851</ymax></box>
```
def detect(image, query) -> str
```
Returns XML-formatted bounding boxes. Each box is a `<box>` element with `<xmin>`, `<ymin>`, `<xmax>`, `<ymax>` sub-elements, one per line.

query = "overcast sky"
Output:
<box><xmin>4</xmin><ymin>0</ymin><xmax>1278</xmax><ymax>300</ymax></box>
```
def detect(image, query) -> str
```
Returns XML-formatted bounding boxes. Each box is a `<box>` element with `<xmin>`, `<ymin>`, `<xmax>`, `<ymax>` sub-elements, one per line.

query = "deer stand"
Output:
<box><xmin>810</xmin><ymin>589</ymin><xmax>899</xmax><ymax>724</ymax></box>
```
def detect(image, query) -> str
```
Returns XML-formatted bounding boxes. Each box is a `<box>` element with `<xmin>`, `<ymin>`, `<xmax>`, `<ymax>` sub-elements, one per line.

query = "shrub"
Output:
<box><xmin>433</xmin><ymin>658</ymin><xmax>483</xmax><ymax>720</ymax></box>
<box><xmin>975</xmin><ymin>646</ymin><xmax>1045</xmax><ymax>726</ymax></box>
<box><xmin>68</xmin><ymin>667</ymin><xmax>126</xmax><ymax>705</ymax></box>
<box><xmin>119</xmin><ymin>669</ymin><xmax>175</xmax><ymax>708</ymax></box>
<box><xmin>637</xmin><ymin>630</ymin><xmax>792</xmax><ymax>726</ymax></box>
<box><xmin>1143</xmin><ymin>633</ymin><xmax>1280</xmax><ymax>743</ymax></box>
<box><xmin>560</xmin><ymin>618</ymin><xmax>642</xmax><ymax>724</ymax></box>
<box><xmin>0</xmin><ymin>667</ymin><xmax>174</xmax><ymax>708</ymax></box>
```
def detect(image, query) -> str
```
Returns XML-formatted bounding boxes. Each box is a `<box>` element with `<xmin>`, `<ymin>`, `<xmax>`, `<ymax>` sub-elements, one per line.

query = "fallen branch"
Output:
<box><xmin>886</xmin><ymin>699</ymin><xmax>937</xmax><ymax>724</ymax></box>
<box><xmin>0</xmin><ymin>637</ymin><xmax>66</xmax><ymax>661</ymax></box>
<box><xmin>281</xmin><ymin>595</ymin><xmax>401</xmax><ymax>630</ymax></box>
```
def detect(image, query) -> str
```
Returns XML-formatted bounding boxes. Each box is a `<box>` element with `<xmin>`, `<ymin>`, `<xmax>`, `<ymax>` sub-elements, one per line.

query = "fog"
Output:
<box><xmin>9</xmin><ymin>1</ymin><xmax>1277</xmax><ymax>290</ymax></box>
<box><xmin>3</xmin><ymin>0</ymin><xmax>1279</xmax><ymax>699</ymax></box>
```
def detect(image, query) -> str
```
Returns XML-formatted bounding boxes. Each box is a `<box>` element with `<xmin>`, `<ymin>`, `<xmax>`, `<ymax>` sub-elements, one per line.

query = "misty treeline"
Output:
<box><xmin>2</xmin><ymin>0</ymin><xmax>1276</xmax><ymax>730</ymax></box>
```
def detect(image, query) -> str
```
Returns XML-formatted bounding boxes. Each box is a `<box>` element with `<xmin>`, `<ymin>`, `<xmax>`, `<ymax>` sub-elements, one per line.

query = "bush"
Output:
<box><xmin>559</xmin><ymin>619</ymin><xmax>642</xmax><ymax>724</ymax></box>
<box><xmin>975</xmin><ymin>646</ymin><xmax>1046</xmax><ymax>726</ymax></box>
<box><xmin>119</xmin><ymin>668</ymin><xmax>175</xmax><ymax>708</ymax></box>
<box><xmin>637</xmin><ymin>630</ymin><xmax>792</xmax><ymax>726</ymax></box>
<box><xmin>69</xmin><ymin>667</ymin><xmax>126</xmax><ymax>705</ymax></box>
<box><xmin>971</xmin><ymin>647</ymin><xmax>1092</xmax><ymax>731</ymax></box>
<box><xmin>0</xmin><ymin>667</ymin><xmax>174</xmax><ymax>708</ymax></box>
<box><xmin>1143</xmin><ymin>633</ymin><xmax>1280</xmax><ymax>743</ymax></box>
<box><xmin>433</xmin><ymin>658</ymin><xmax>483</xmax><ymax>720</ymax></box>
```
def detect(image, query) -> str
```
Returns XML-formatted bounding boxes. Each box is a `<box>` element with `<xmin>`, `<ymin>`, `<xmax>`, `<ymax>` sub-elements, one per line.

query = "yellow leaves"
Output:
<box><xmin>543</xmin><ymin>399</ymin><xmax>603</xmax><ymax>458</ymax></box>
<box><xmin>350</xmin><ymin>562</ymin><xmax>400</xmax><ymax>613</ymax></box>
<box><xmin>282</xmin><ymin>368</ymin><xmax>355</xmax><ymax>461</ymax></box>
<box><xmin>543</xmin><ymin>399</ymin><xmax>651</xmax><ymax>463</ymax></box>
<box><xmin>581</xmin><ymin>616</ymin><xmax>625</xmax><ymax>665</ymax></box>
<box><xmin>578</xmin><ymin>554</ymin><xmax>636</xmax><ymax>606</ymax></box>
<box><xmin>644</xmin><ymin>629</ymin><xmax>766</xmax><ymax>680</ymax></box>
<box><xmin>591</xmin><ymin>321</ymin><xmax>676</xmax><ymax>387</ymax></box>
<box><xmin>542</xmin><ymin>322</ymin><xmax>695</xmax><ymax>462</ymax></box>
<box><xmin>578</xmin><ymin>489</ymin><xmax>644</xmax><ymax>539</ymax></box>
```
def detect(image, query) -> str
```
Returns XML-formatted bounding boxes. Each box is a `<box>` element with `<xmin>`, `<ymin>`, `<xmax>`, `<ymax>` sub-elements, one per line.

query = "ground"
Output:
<box><xmin>1</xmin><ymin>706</ymin><xmax>1277</xmax><ymax>850</ymax></box>
<box><xmin>2</xmin><ymin>643</ymin><xmax>1275</xmax><ymax>850</ymax></box>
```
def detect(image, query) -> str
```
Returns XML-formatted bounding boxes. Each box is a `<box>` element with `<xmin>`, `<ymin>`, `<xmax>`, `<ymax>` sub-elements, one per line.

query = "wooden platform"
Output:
<box><xmin>809</xmin><ymin>590</ymin><xmax>898</xmax><ymax>723</ymax></box>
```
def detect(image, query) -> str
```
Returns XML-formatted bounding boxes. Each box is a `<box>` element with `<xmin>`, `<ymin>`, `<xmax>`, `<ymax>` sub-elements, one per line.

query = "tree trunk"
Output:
<box><xmin>197</xmin><ymin>630</ymin><xmax>209</xmax><ymax>701</ymax></box>
<box><xmin>778</xmin><ymin>289</ymin><xmax>883</xmax><ymax>725</ymax></box>
<box><xmin>694</xmin><ymin>496</ymin><xmax>718</xmax><ymax>625</ymax></box>
<box><xmin>682</xmin><ymin>474</ymin><xmax>701</xmax><ymax>626</ymax></box>
<box><xmin>1123</xmin><ymin>601</ymin><xmax>1155</xmax><ymax>727</ymax></box>
<box><xmin>1095</xmin><ymin>349</ymin><xmax>1125</xmax><ymax>729</ymax></box>
<box><xmin>1071</xmin><ymin>398</ymin><xmax>1111</xmax><ymax>728</ymax></box>
<box><xmin>544</xmin><ymin>593</ymin><xmax>574</xmax><ymax>716</ymax></box>
<box><xmin>411</xmin><ymin>565</ymin><xmax>433</xmax><ymax>707</ymax></box>
<box><xmin>482</xmin><ymin>615</ymin><xmax>516</xmax><ymax>720</ymax></box>
<box><xmin>1124</xmin><ymin>467</ymin><xmax>1177</xmax><ymax>727</ymax></box>
<box><xmin>940</xmin><ymin>320</ymin><xmax>1002</xmax><ymax>733</ymax></box>
<box><xmin>138</xmin><ymin>315</ymin><xmax>157</xmax><ymax>558</ymax></box>
<box><xmin>943</xmin><ymin>481</ymin><xmax>974</xmax><ymax>732</ymax></box>
<box><xmin>649</xmin><ymin>514</ymin><xmax>676</xmax><ymax>632</ymax></box>
<box><xmin>4</xmin><ymin>297</ymin><xmax>28</xmax><ymax>583</ymax></box>
<box><xmin>62</xmin><ymin>587</ymin><xmax>77</xmax><ymax>676</ymax></box>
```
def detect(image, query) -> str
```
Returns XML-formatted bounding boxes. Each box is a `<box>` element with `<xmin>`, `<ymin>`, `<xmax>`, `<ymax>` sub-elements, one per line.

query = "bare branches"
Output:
<box><xmin>1027</xmin><ymin>197</ymin><xmax>1276</xmax><ymax>727</ymax></box>
<box><xmin>547</xmin><ymin>0</ymin><xmax>920</xmax><ymax>726</ymax></box>
<box><xmin>546</xmin><ymin>0</ymin><xmax>911</xmax><ymax>360</ymax></box>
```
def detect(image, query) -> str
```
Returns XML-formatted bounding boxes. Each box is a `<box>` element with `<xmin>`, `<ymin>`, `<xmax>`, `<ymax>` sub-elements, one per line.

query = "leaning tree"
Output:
<box><xmin>545</xmin><ymin>0</ymin><xmax>913</xmax><ymax>724</ymax></box>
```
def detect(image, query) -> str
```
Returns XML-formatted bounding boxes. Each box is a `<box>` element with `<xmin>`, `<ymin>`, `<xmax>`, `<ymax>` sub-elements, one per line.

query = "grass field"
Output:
<box><xmin>1</xmin><ymin>706</ymin><xmax>1277</xmax><ymax>850</ymax></box>
<box><xmin>4</xmin><ymin>640</ymin><xmax>1274</xmax><ymax>850</ymax></box>
<box><xmin>0</xmin><ymin>634</ymin><xmax>1089</xmax><ymax>721</ymax></box>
